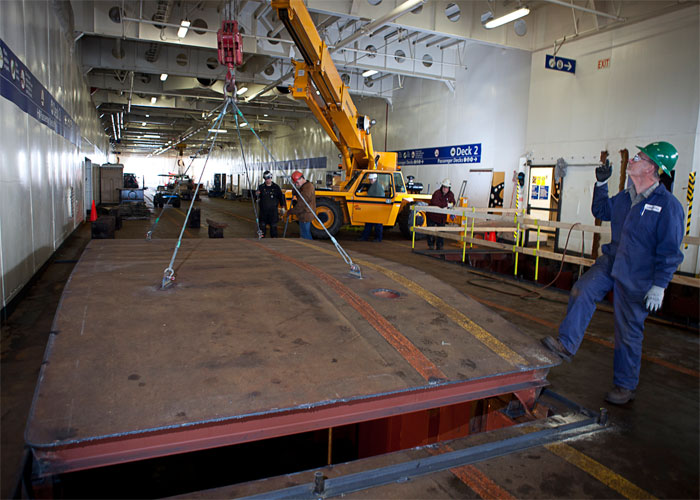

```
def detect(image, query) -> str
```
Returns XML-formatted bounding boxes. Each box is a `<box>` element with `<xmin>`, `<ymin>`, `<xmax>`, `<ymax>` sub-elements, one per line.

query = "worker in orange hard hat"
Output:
<box><xmin>287</xmin><ymin>171</ymin><xmax>316</xmax><ymax>239</ymax></box>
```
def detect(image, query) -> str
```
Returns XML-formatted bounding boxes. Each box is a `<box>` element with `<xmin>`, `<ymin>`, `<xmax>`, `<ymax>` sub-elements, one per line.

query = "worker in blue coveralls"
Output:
<box><xmin>541</xmin><ymin>141</ymin><xmax>684</xmax><ymax>405</ymax></box>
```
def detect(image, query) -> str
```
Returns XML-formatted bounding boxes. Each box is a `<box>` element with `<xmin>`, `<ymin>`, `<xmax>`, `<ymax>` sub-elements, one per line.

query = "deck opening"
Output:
<box><xmin>371</xmin><ymin>288</ymin><xmax>401</xmax><ymax>298</ymax></box>
<box><xmin>46</xmin><ymin>393</ymin><xmax>550</xmax><ymax>498</ymax></box>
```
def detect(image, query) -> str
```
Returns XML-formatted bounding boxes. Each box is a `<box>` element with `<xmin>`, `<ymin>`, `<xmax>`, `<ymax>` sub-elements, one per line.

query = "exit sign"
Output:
<box><xmin>598</xmin><ymin>58</ymin><xmax>610</xmax><ymax>69</ymax></box>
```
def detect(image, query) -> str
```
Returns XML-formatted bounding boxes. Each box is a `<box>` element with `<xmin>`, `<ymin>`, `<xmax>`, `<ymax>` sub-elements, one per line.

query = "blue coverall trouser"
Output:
<box><xmin>360</xmin><ymin>223</ymin><xmax>383</xmax><ymax>241</ymax></box>
<box><xmin>558</xmin><ymin>254</ymin><xmax>649</xmax><ymax>390</ymax></box>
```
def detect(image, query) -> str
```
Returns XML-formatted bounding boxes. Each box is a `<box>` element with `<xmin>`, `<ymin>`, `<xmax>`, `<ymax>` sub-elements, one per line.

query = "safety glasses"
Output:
<box><xmin>263</xmin><ymin>175</ymin><xmax>273</xmax><ymax>180</ymax></box>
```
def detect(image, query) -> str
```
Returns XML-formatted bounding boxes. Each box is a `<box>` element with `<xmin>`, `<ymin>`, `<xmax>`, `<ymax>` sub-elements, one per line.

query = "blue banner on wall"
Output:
<box><xmin>0</xmin><ymin>38</ymin><xmax>81</xmax><ymax>148</ymax></box>
<box><xmin>394</xmin><ymin>143</ymin><xmax>481</xmax><ymax>166</ymax></box>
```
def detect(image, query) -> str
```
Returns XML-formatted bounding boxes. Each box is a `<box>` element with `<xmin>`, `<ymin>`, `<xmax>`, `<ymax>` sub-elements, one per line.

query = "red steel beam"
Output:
<box><xmin>31</xmin><ymin>368</ymin><xmax>549</xmax><ymax>477</ymax></box>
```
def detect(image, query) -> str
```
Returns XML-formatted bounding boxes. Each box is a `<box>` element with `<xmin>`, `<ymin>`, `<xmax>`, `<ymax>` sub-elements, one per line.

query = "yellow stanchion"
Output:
<box><xmin>412</xmin><ymin>206</ymin><xmax>417</xmax><ymax>250</ymax></box>
<box><xmin>535</xmin><ymin>220</ymin><xmax>541</xmax><ymax>281</ymax></box>
<box><xmin>469</xmin><ymin>207</ymin><xmax>476</xmax><ymax>249</ymax></box>
<box><xmin>462</xmin><ymin>209</ymin><xmax>469</xmax><ymax>262</ymax></box>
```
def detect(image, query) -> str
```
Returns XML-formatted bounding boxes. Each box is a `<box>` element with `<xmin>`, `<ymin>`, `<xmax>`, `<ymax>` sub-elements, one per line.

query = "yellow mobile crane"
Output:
<box><xmin>272</xmin><ymin>0</ymin><xmax>431</xmax><ymax>239</ymax></box>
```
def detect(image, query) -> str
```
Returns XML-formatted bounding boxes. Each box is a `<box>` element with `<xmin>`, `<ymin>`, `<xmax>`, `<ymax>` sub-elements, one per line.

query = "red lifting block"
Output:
<box><xmin>217</xmin><ymin>20</ymin><xmax>243</xmax><ymax>68</ymax></box>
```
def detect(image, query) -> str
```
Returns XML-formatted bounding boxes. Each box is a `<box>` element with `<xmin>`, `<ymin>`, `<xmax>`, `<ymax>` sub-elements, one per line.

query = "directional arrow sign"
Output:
<box><xmin>545</xmin><ymin>55</ymin><xmax>576</xmax><ymax>74</ymax></box>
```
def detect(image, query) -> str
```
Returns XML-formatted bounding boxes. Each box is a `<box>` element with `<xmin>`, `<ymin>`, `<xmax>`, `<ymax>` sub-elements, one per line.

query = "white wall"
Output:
<box><xmin>377</xmin><ymin>42</ymin><xmax>532</xmax><ymax>204</ymax></box>
<box><xmin>0</xmin><ymin>1</ymin><xmax>108</xmax><ymax>309</ymax></box>
<box><xmin>525</xmin><ymin>6</ymin><xmax>699</xmax><ymax>273</ymax></box>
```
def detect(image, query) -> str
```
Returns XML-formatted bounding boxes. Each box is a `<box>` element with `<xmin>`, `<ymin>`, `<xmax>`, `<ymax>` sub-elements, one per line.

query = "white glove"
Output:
<box><xmin>280</xmin><ymin>207</ymin><xmax>287</xmax><ymax>216</ymax></box>
<box><xmin>447</xmin><ymin>202</ymin><xmax>454</xmax><ymax>208</ymax></box>
<box><xmin>644</xmin><ymin>285</ymin><xmax>664</xmax><ymax>312</ymax></box>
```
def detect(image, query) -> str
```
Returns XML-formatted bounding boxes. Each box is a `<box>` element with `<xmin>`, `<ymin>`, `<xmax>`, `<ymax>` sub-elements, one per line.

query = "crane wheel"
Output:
<box><xmin>398</xmin><ymin>202</ymin><xmax>428</xmax><ymax>240</ymax></box>
<box><xmin>311</xmin><ymin>198</ymin><xmax>342</xmax><ymax>239</ymax></box>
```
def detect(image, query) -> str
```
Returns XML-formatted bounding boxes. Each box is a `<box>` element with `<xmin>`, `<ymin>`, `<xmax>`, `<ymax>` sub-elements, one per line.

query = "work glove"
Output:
<box><xmin>447</xmin><ymin>202</ymin><xmax>454</xmax><ymax>208</ymax></box>
<box><xmin>595</xmin><ymin>159</ymin><xmax>612</xmax><ymax>183</ymax></box>
<box><xmin>644</xmin><ymin>285</ymin><xmax>665</xmax><ymax>312</ymax></box>
<box><xmin>280</xmin><ymin>207</ymin><xmax>287</xmax><ymax>216</ymax></box>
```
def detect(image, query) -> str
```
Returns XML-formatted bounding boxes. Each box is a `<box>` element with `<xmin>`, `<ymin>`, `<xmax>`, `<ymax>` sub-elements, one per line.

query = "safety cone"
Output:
<box><xmin>90</xmin><ymin>200</ymin><xmax>97</xmax><ymax>222</ymax></box>
<box><xmin>487</xmin><ymin>231</ymin><xmax>497</xmax><ymax>242</ymax></box>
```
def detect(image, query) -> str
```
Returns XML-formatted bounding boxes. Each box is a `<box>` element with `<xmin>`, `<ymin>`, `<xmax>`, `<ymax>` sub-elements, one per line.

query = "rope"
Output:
<box><xmin>146</xmin><ymin>101</ymin><xmax>226</xmax><ymax>240</ymax></box>
<box><xmin>161</xmin><ymin>100</ymin><xmax>231</xmax><ymax>289</ymax></box>
<box><xmin>232</xmin><ymin>99</ymin><xmax>263</xmax><ymax>238</ymax></box>
<box><xmin>229</xmin><ymin>101</ymin><xmax>362</xmax><ymax>277</ymax></box>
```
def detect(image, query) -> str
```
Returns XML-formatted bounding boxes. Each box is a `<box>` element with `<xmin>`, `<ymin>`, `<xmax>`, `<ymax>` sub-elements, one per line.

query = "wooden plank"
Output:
<box><xmin>413</xmin><ymin>228</ymin><xmax>700</xmax><ymax>287</ymax></box>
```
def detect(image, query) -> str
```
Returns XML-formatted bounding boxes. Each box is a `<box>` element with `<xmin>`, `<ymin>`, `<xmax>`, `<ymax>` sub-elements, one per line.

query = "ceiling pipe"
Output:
<box><xmin>425</xmin><ymin>36</ymin><xmax>449</xmax><ymax>48</ymax></box>
<box><xmin>541</xmin><ymin>0</ymin><xmax>625</xmax><ymax>21</ymax></box>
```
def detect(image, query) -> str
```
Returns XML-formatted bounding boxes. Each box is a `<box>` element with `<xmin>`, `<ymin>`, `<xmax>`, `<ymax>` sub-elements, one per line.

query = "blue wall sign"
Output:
<box><xmin>545</xmin><ymin>55</ymin><xmax>576</xmax><ymax>74</ymax></box>
<box><xmin>394</xmin><ymin>143</ymin><xmax>482</xmax><ymax>166</ymax></box>
<box><xmin>0</xmin><ymin>38</ymin><xmax>81</xmax><ymax>147</ymax></box>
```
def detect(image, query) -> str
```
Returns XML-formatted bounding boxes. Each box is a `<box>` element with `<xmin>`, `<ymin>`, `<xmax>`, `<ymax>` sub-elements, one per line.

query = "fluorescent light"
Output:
<box><xmin>160</xmin><ymin>73</ymin><xmax>168</xmax><ymax>81</ymax></box>
<box><xmin>177</xmin><ymin>19</ymin><xmax>190</xmax><ymax>38</ymax></box>
<box><xmin>240</xmin><ymin>122</ymin><xmax>248</xmax><ymax>127</ymax></box>
<box><xmin>208</xmin><ymin>128</ymin><xmax>228</xmax><ymax>133</ymax></box>
<box><xmin>484</xmin><ymin>7</ymin><xmax>530</xmax><ymax>29</ymax></box>
<box><xmin>151</xmin><ymin>97</ymin><xmax>157</xmax><ymax>104</ymax></box>
<box><xmin>143</xmin><ymin>134</ymin><xmax>160</xmax><ymax>138</ymax></box>
<box><xmin>263</xmin><ymin>114</ymin><xmax>269</xmax><ymax>117</ymax></box>
<box><xmin>362</xmin><ymin>69</ymin><xmax>378</xmax><ymax>77</ymax></box>
<box><xmin>236</xmin><ymin>86</ymin><xmax>248</xmax><ymax>95</ymax></box>
<box><xmin>145</xmin><ymin>114</ymin><xmax>150</xmax><ymax>118</ymax></box>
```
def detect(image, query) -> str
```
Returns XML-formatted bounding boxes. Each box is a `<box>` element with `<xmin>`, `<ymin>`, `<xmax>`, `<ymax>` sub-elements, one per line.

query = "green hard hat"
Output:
<box><xmin>635</xmin><ymin>141</ymin><xmax>678</xmax><ymax>176</ymax></box>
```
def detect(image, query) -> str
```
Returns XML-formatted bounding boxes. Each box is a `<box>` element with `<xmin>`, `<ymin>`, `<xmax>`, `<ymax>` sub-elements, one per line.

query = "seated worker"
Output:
<box><xmin>359</xmin><ymin>173</ymin><xmax>385</xmax><ymax>242</ymax></box>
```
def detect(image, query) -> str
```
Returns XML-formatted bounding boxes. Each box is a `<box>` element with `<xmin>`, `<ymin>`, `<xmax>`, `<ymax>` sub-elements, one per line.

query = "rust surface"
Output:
<box><xmin>25</xmin><ymin>239</ymin><xmax>558</xmax><ymax>448</ymax></box>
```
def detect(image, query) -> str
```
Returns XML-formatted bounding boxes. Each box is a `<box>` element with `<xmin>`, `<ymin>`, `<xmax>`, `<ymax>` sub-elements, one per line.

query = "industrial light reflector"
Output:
<box><xmin>483</xmin><ymin>7</ymin><xmax>529</xmax><ymax>29</ymax></box>
<box><xmin>160</xmin><ymin>73</ymin><xmax>168</xmax><ymax>81</ymax></box>
<box><xmin>362</xmin><ymin>69</ymin><xmax>378</xmax><ymax>77</ymax></box>
<box><xmin>208</xmin><ymin>129</ymin><xmax>228</xmax><ymax>133</ymax></box>
<box><xmin>177</xmin><ymin>20</ymin><xmax>191</xmax><ymax>38</ymax></box>
<box><xmin>236</xmin><ymin>86</ymin><xmax>248</xmax><ymax>95</ymax></box>
<box><xmin>151</xmin><ymin>97</ymin><xmax>157</xmax><ymax>104</ymax></box>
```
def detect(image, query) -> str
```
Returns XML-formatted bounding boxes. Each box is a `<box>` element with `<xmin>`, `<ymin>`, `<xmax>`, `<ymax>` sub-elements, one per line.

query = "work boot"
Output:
<box><xmin>605</xmin><ymin>386</ymin><xmax>635</xmax><ymax>405</ymax></box>
<box><xmin>541</xmin><ymin>336</ymin><xmax>572</xmax><ymax>362</ymax></box>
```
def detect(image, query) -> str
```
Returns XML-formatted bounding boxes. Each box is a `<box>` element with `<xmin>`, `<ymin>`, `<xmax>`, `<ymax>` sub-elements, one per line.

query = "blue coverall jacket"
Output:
<box><xmin>593</xmin><ymin>183</ymin><xmax>685</xmax><ymax>292</ymax></box>
<box><xmin>558</xmin><ymin>182</ymin><xmax>684</xmax><ymax>390</ymax></box>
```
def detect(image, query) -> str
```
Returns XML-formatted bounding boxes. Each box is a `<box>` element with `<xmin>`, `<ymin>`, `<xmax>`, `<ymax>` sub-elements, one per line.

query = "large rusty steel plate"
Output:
<box><xmin>25</xmin><ymin>239</ymin><xmax>558</xmax><ymax>474</ymax></box>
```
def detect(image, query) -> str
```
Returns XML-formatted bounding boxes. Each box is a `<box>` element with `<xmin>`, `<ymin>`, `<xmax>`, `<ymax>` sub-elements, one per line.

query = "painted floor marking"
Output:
<box><xmin>291</xmin><ymin>240</ymin><xmax>528</xmax><ymax>367</ymax></box>
<box><xmin>432</xmin><ymin>443</ymin><xmax>515</xmax><ymax>499</ymax></box>
<box><xmin>545</xmin><ymin>442</ymin><xmax>656</xmax><ymax>499</ymax></box>
<box><xmin>249</xmin><ymin>240</ymin><xmax>446</xmax><ymax>381</ymax></box>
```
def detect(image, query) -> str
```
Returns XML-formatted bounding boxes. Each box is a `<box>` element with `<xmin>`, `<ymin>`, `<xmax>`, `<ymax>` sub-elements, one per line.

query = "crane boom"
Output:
<box><xmin>271</xmin><ymin>0</ymin><xmax>398</xmax><ymax>181</ymax></box>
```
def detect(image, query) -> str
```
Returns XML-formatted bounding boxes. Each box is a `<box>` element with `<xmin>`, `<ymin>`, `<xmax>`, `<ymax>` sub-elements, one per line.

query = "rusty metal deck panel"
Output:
<box><xmin>25</xmin><ymin>239</ymin><xmax>558</xmax><ymax>471</ymax></box>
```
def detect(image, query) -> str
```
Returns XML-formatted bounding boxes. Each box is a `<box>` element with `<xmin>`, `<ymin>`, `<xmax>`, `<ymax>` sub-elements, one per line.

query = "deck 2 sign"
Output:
<box><xmin>545</xmin><ymin>55</ymin><xmax>576</xmax><ymax>74</ymax></box>
<box><xmin>395</xmin><ymin>143</ymin><xmax>482</xmax><ymax>166</ymax></box>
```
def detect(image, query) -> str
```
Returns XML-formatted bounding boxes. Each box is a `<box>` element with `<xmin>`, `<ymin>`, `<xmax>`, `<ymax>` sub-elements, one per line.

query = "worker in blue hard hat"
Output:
<box><xmin>542</xmin><ymin>141</ymin><xmax>685</xmax><ymax>405</ymax></box>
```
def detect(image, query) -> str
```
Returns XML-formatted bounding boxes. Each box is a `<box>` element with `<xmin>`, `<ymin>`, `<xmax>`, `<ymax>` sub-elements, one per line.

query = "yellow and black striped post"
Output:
<box><xmin>686</xmin><ymin>171</ymin><xmax>695</xmax><ymax>249</ymax></box>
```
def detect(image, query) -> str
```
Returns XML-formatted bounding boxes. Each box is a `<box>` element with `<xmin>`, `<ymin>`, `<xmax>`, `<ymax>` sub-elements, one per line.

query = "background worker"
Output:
<box><xmin>542</xmin><ymin>142</ymin><xmax>684</xmax><ymax>405</ymax></box>
<box><xmin>427</xmin><ymin>178</ymin><xmax>455</xmax><ymax>250</ymax></box>
<box><xmin>359</xmin><ymin>173</ymin><xmax>385</xmax><ymax>242</ymax></box>
<box><xmin>287</xmin><ymin>171</ymin><xmax>316</xmax><ymax>240</ymax></box>
<box><xmin>256</xmin><ymin>170</ymin><xmax>286</xmax><ymax>238</ymax></box>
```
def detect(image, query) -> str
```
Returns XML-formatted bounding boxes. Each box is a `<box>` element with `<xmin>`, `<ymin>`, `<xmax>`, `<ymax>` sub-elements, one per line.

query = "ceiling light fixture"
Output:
<box><xmin>151</xmin><ymin>97</ymin><xmax>157</xmax><ymax>104</ymax></box>
<box><xmin>263</xmin><ymin>114</ymin><xmax>269</xmax><ymax>117</ymax></box>
<box><xmin>236</xmin><ymin>86</ymin><xmax>248</xmax><ymax>95</ymax></box>
<box><xmin>145</xmin><ymin>114</ymin><xmax>150</xmax><ymax>118</ymax></box>
<box><xmin>362</xmin><ymin>69</ymin><xmax>378</xmax><ymax>77</ymax></box>
<box><xmin>160</xmin><ymin>73</ymin><xmax>168</xmax><ymax>81</ymax></box>
<box><xmin>482</xmin><ymin>7</ymin><xmax>530</xmax><ymax>29</ymax></box>
<box><xmin>143</xmin><ymin>134</ymin><xmax>160</xmax><ymax>138</ymax></box>
<box><xmin>177</xmin><ymin>19</ymin><xmax>191</xmax><ymax>38</ymax></box>
<box><xmin>240</xmin><ymin>122</ymin><xmax>248</xmax><ymax>127</ymax></box>
<box><xmin>142</xmin><ymin>121</ymin><xmax>146</xmax><ymax>126</ymax></box>
<box><xmin>208</xmin><ymin>128</ymin><xmax>228</xmax><ymax>133</ymax></box>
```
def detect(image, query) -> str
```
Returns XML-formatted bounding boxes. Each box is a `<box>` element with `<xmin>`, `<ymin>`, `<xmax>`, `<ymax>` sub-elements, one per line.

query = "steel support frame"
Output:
<box><xmin>30</xmin><ymin>368</ymin><xmax>550</xmax><ymax>478</ymax></box>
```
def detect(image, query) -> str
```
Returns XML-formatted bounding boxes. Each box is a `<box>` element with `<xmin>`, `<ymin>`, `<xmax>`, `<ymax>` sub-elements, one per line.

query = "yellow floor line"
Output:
<box><xmin>290</xmin><ymin>240</ymin><xmax>528</xmax><ymax>367</ymax></box>
<box><xmin>545</xmin><ymin>443</ymin><xmax>655</xmax><ymax>499</ymax></box>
